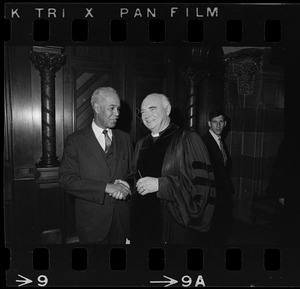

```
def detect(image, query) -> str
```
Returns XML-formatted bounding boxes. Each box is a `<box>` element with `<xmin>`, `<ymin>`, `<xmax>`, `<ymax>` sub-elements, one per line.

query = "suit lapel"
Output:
<box><xmin>208</xmin><ymin>132</ymin><xmax>224</xmax><ymax>161</ymax></box>
<box><xmin>84</xmin><ymin>126</ymin><xmax>111</xmax><ymax>178</ymax></box>
<box><xmin>110</xmin><ymin>130</ymin><xmax>121</xmax><ymax>179</ymax></box>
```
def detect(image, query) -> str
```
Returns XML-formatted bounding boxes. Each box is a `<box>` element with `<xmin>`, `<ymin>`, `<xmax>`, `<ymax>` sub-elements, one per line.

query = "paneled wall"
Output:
<box><xmin>62</xmin><ymin>46</ymin><xmax>177</xmax><ymax>144</ymax></box>
<box><xmin>5</xmin><ymin>46</ymin><xmax>66</xmax><ymax>244</ymax></box>
<box><xmin>4</xmin><ymin>49</ymin><xmax>14</xmax><ymax>243</ymax></box>
<box><xmin>223</xmin><ymin>48</ymin><xmax>284</xmax><ymax>222</ymax></box>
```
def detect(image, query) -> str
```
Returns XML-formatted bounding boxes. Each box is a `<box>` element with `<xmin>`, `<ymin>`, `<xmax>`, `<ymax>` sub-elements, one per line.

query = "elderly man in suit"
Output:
<box><xmin>59</xmin><ymin>87</ymin><xmax>133</xmax><ymax>244</ymax></box>
<box><xmin>202</xmin><ymin>110</ymin><xmax>234</xmax><ymax>246</ymax></box>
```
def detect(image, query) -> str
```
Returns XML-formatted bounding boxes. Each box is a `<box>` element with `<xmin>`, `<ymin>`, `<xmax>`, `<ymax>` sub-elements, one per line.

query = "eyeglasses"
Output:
<box><xmin>136</xmin><ymin>108</ymin><xmax>143</xmax><ymax>123</ymax></box>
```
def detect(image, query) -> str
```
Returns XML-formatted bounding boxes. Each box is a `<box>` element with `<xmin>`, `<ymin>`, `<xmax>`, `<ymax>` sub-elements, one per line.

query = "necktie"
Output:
<box><xmin>219</xmin><ymin>137</ymin><xmax>227</xmax><ymax>165</ymax></box>
<box><xmin>103</xmin><ymin>129</ymin><xmax>112</xmax><ymax>153</ymax></box>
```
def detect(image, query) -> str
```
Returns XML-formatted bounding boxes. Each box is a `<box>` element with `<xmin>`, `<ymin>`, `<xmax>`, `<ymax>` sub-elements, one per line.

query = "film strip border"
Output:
<box><xmin>4</xmin><ymin>3</ymin><xmax>300</xmax><ymax>46</ymax></box>
<box><xmin>6</xmin><ymin>247</ymin><xmax>281</xmax><ymax>271</ymax></box>
<box><xmin>5</xmin><ymin>18</ymin><xmax>282</xmax><ymax>43</ymax></box>
<box><xmin>5</xmin><ymin>245</ymin><xmax>300</xmax><ymax>286</ymax></box>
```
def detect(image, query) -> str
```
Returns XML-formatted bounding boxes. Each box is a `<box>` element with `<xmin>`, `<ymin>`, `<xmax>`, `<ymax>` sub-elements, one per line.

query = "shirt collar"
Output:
<box><xmin>209</xmin><ymin>129</ymin><xmax>221</xmax><ymax>143</ymax></box>
<box><xmin>92</xmin><ymin>120</ymin><xmax>112</xmax><ymax>138</ymax></box>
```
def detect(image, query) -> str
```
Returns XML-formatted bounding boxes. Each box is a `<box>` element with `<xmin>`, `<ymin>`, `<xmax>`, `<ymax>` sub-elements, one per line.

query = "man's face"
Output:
<box><xmin>94</xmin><ymin>92</ymin><xmax>120</xmax><ymax>129</ymax></box>
<box><xmin>208</xmin><ymin>115</ymin><xmax>226</xmax><ymax>136</ymax></box>
<box><xmin>141</xmin><ymin>95</ymin><xmax>170</xmax><ymax>134</ymax></box>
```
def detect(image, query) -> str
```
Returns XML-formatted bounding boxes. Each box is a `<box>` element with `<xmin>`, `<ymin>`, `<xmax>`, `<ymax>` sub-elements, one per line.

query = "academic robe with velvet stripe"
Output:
<box><xmin>59</xmin><ymin>125</ymin><xmax>133</xmax><ymax>243</ymax></box>
<box><xmin>130</xmin><ymin>124</ymin><xmax>216</xmax><ymax>245</ymax></box>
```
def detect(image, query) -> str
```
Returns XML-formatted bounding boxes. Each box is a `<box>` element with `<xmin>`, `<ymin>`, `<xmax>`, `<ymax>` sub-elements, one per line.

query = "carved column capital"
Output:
<box><xmin>232</xmin><ymin>59</ymin><xmax>260</xmax><ymax>77</ymax></box>
<box><xmin>233</xmin><ymin>59</ymin><xmax>261</xmax><ymax>97</ymax></box>
<box><xmin>183</xmin><ymin>66</ymin><xmax>210</xmax><ymax>85</ymax></box>
<box><xmin>30</xmin><ymin>49</ymin><xmax>65</xmax><ymax>75</ymax></box>
<box><xmin>224</xmin><ymin>48</ymin><xmax>269</xmax><ymax>98</ymax></box>
<box><xmin>30</xmin><ymin>46</ymin><xmax>66</xmax><ymax>168</ymax></box>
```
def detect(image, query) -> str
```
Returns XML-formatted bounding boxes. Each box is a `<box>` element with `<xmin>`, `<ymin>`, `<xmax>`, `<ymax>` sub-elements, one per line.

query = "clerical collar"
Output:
<box><xmin>151</xmin><ymin>123</ymin><xmax>171</xmax><ymax>138</ymax></box>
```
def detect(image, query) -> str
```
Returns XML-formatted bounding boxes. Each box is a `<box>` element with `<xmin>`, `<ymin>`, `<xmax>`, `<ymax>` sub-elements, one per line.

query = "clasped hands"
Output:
<box><xmin>106</xmin><ymin>180</ymin><xmax>131</xmax><ymax>200</ymax></box>
<box><xmin>136</xmin><ymin>177</ymin><xmax>158</xmax><ymax>195</ymax></box>
<box><xmin>106</xmin><ymin>176</ymin><xmax>159</xmax><ymax>199</ymax></box>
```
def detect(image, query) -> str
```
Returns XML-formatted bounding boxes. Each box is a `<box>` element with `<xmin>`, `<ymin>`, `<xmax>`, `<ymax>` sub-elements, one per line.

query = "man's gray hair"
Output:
<box><xmin>91</xmin><ymin>87</ymin><xmax>118</xmax><ymax>106</ymax></box>
<box><xmin>146</xmin><ymin>93</ymin><xmax>171</xmax><ymax>108</ymax></box>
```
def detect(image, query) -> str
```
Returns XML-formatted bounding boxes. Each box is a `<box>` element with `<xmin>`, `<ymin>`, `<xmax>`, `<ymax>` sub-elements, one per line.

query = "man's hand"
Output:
<box><xmin>136</xmin><ymin>177</ymin><xmax>159</xmax><ymax>195</ymax></box>
<box><xmin>114</xmin><ymin>179</ymin><xmax>130</xmax><ymax>189</ymax></box>
<box><xmin>279</xmin><ymin>198</ymin><xmax>285</xmax><ymax>206</ymax></box>
<box><xmin>111</xmin><ymin>179</ymin><xmax>131</xmax><ymax>200</ymax></box>
<box><xmin>105</xmin><ymin>182</ymin><xmax>131</xmax><ymax>200</ymax></box>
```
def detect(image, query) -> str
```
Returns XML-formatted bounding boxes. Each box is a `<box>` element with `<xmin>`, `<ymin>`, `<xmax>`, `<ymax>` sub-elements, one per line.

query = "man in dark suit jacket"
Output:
<box><xmin>202</xmin><ymin>110</ymin><xmax>234</xmax><ymax>246</ymax></box>
<box><xmin>59</xmin><ymin>87</ymin><xmax>133</xmax><ymax>244</ymax></box>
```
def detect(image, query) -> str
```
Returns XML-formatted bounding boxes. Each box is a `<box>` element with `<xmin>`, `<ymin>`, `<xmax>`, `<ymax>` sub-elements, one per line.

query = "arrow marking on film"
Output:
<box><xmin>150</xmin><ymin>275</ymin><xmax>178</xmax><ymax>287</ymax></box>
<box><xmin>16</xmin><ymin>274</ymin><xmax>33</xmax><ymax>287</ymax></box>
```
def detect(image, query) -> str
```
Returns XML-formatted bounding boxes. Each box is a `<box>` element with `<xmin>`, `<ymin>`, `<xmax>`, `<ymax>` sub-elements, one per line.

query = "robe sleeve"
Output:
<box><xmin>128</xmin><ymin>138</ymin><xmax>144</xmax><ymax>188</ymax></box>
<box><xmin>157</xmin><ymin>131</ymin><xmax>216</xmax><ymax>232</ymax></box>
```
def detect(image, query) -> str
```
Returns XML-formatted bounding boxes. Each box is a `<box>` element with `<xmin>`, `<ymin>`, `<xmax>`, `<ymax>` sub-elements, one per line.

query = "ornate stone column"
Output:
<box><xmin>30</xmin><ymin>46</ymin><xmax>66</xmax><ymax>244</ymax></box>
<box><xmin>30</xmin><ymin>46</ymin><xmax>66</xmax><ymax>168</ymax></box>
<box><xmin>183</xmin><ymin>66</ymin><xmax>200</xmax><ymax>131</ymax></box>
<box><xmin>183</xmin><ymin>47</ymin><xmax>210</xmax><ymax>131</ymax></box>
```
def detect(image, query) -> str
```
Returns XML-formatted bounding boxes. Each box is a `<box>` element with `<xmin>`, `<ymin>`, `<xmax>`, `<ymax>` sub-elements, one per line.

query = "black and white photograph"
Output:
<box><xmin>3</xmin><ymin>3</ymin><xmax>300</xmax><ymax>287</ymax></box>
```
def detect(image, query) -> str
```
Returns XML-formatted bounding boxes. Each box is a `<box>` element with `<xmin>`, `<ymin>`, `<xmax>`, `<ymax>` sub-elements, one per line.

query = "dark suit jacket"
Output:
<box><xmin>59</xmin><ymin>125</ymin><xmax>133</xmax><ymax>243</ymax></box>
<box><xmin>202</xmin><ymin>131</ymin><xmax>234</xmax><ymax>200</ymax></box>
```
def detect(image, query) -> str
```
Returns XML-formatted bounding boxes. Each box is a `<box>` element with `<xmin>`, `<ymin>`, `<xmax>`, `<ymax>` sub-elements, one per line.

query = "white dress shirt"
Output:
<box><xmin>209</xmin><ymin>129</ymin><xmax>222</xmax><ymax>150</ymax></box>
<box><xmin>92</xmin><ymin>120</ymin><xmax>113</xmax><ymax>151</ymax></box>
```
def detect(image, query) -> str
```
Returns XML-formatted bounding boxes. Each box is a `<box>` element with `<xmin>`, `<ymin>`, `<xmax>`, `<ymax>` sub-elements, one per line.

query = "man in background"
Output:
<box><xmin>59</xmin><ymin>87</ymin><xmax>133</xmax><ymax>244</ymax></box>
<box><xmin>202</xmin><ymin>110</ymin><xmax>234</xmax><ymax>246</ymax></box>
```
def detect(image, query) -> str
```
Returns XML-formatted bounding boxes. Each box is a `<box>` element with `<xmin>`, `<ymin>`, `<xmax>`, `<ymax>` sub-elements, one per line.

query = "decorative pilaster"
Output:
<box><xmin>183</xmin><ymin>66</ymin><xmax>209</xmax><ymax>131</ymax></box>
<box><xmin>30</xmin><ymin>46</ymin><xmax>66</xmax><ymax>168</ymax></box>
<box><xmin>183</xmin><ymin>47</ymin><xmax>210</xmax><ymax>131</ymax></box>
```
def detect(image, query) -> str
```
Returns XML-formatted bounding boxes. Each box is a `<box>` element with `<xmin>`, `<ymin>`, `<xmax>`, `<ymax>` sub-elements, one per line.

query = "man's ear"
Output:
<box><xmin>93</xmin><ymin>102</ymin><xmax>100</xmax><ymax>114</ymax></box>
<box><xmin>166</xmin><ymin>104</ymin><xmax>171</xmax><ymax>116</ymax></box>
<box><xmin>224</xmin><ymin>120</ymin><xmax>227</xmax><ymax>127</ymax></box>
<box><xmin>208</xmin><ymin>121</ymin><xmax>211</xmax><ymax>128</ymax></box>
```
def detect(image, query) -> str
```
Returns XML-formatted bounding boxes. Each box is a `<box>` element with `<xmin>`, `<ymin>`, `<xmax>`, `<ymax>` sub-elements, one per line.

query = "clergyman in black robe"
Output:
<box><xmin>130</xmin><ymin>93</ymin><xmax>216</xmax><ymax>245</ymax></box>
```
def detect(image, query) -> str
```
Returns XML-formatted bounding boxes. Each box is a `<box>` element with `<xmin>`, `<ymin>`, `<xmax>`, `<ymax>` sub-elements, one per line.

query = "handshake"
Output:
<box><xmin>106</xmin><ymin>179</ymin><xmax>131</xmax><ymax>200</ymax></box>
